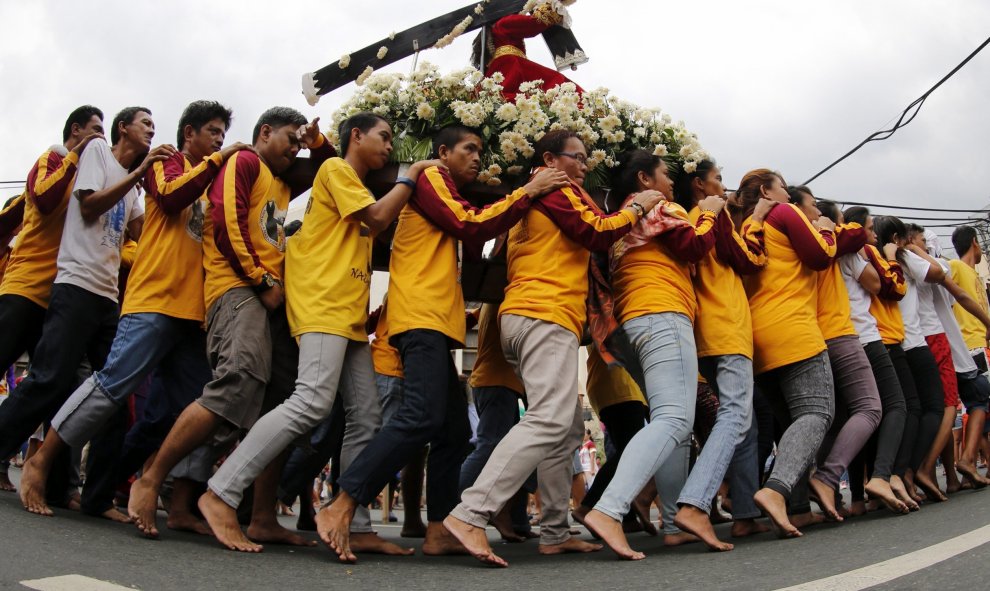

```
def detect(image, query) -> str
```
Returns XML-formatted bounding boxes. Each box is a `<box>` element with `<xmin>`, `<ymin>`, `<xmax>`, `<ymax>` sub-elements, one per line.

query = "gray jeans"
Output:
<box><xmin>756</xmin><ymin>350</ymin><xmax>835</xmax><ymax>498</ymax></box>
<box><xmin>451</xmin><ymin>315</ymin><xmax>583</xmax><ymax>545</ymax></box>
<box><xmin>208</xmin><ymin>333</ymin><xmax>381</xmax><ymax>532</ymax></box>
<box><xmin>594</xmin><ymin>312</ymin><xmax>697</xmax><ymax>533</ymax></box>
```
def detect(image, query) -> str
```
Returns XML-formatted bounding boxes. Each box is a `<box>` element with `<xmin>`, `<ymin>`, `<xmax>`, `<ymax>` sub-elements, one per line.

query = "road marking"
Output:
<box><xmin>775</xmin><ymin>523</ymin><xmax>990</xmax><ymax>590</ymax></box>
<box><xmin>20</xmin><ymin>574</ymin><xmax>137</xmax><ymax>591</ymax></box>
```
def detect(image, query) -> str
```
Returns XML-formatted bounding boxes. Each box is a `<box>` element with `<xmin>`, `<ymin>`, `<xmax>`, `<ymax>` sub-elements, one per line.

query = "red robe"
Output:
<box><xmin>485</xmin><ymin>14</ymin><xmax>584</xmax><ymax>102</ymax></box>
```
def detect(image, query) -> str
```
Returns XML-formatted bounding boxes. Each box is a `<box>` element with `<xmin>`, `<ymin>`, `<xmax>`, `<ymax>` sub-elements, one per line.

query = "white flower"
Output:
<box><xmin>339</xmin><ymin>54</ymin><xmax>351</xmax><ymax>69</ymax></box>
<box><xmin>517</xmin><ymin>80</ymin><xmax>544</xmax><ymax>94</ymax></box>
<box><xmin>496</xmin><ymin>103</ymin><xmax>519</xmax><ymax>122</ymax></box>
<box><xmin>356</xmin><ymin>66</ymin><xmax>374</xmax><ymax>86</ymax></box>
<box><xmin>507</xmin><ymin>165</ymin><xmax>524</xmax><ymax>175</ymax></box>
<box><xmin>487</xmin><ymin>164</ymin><xmax>503</xmax><ymax>176</ymax></box>
<box><xmin>679</xmin><ymin>145</ymin><xmax>693</xmax><ymax>157</ymax></box>
<box><xmin>653</xmin><ymin>144</ymin><xmax>668</xmax><ymax>156</ymax></box>
<box><xmin>377</xmin><ymin>46</ymin><xmax>388</xmax><ymax>60</ymax></box>
<box><xmin>683</xmin><ymin>161</ymin><xmax>698</xmax><ymax>174</ymax></box>
<box><xmin>598</xmin><ymin>114</ymin><xmax>621</xmax><ymax>132</ymax></box>
<box><xmin>486</xmin><ymin>176</ymin><xmax>501</xmax><ymax>186</ymax></box>
<box><xmin>477</xmin><ymin>170</ymin><xmax>491</xmax><ymax>182</ymax></box>
<box><xmin>388</xmin><ymin>31</ymin><xmax>396</xmax><ymax>40</ymax></box>
<box><xmin>633</xmin><ymin>127</ymin><xmax>646</xmax><ymax>138</ymax></box>
<box><xmin>416</xmin><ymin>102</ymin><xmax>435</xmax><ymax>120</ymax></box>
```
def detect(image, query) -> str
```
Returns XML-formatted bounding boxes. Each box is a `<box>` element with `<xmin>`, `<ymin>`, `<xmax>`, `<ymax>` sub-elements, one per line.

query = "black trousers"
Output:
<box><xmin>887</xmin><ymin>344</ymin><xmax>923</xmax><ymax>475</ymax></box>
<box><xmin>0</xmin><ymin>293</ymin><xmax>46</xmax><ymax>369</ymax></box>
<box><xmin>581</xmin><ymin>401</ymin><xmax>647</xmax><ymax>511</ymax></box>
<box><xmin>338</xmin><ymin>329</ymin><xmax>470</xmax><ymax>522</ymax></box>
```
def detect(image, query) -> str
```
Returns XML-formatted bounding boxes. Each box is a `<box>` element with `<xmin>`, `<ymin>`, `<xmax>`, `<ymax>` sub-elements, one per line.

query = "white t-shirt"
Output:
<box><xmin>915</xmin><ymin>278</ymin><xmax>944</xmax><ymax>337</ymax></box>
<box><xmin>54</xmin><ymin>138</ymin><xmax>144</xmax><ymax>302</ymax></box>
<box><xmin>839</xmin><ymin>253</ymin><xmax>882</xmax><ymax>345</ymax></box>
<box><xmin>899</xmin><ymin>250</ymin><xmax>932</xmax><ymax>351</ymax></box>
<box><xmin>931</xmin><ymin>260</ymin><xmax>979</xmax><ymax>373</ymax></box>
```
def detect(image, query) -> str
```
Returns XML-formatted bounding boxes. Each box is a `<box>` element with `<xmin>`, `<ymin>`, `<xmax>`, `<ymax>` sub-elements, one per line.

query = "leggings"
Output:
<box><xmin>904</xmin><ymin>345</ymin><xmax>946</xmax><ymax>470</ymax></box>
<box><xmin>581</xmin><ymin>401</ymin><xmax>647</xmax><ymax>511</ymax></box>
<box><xmin>887</xmin><ymin>344</ymin><xmax>922</xmax><ymax>476</ymax></box>
<box><xmin>862</xmin><ymin>340</ymin><xmax>907</xmax><ymax>480</ymax></box>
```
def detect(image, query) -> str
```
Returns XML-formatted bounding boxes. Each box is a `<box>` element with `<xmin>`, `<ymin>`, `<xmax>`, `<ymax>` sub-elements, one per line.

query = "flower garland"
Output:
<box><xmin>328</xmin><ymin>63</ymin><xmax>709</xmax><ymax>188</ymax></box>
<box><xmin>434</xmin><ymin>0</ymin><xmax>493</xmax><ymax>49</ymax></box>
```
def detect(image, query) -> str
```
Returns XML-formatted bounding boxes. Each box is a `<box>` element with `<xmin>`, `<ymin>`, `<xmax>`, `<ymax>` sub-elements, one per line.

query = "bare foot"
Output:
<box><xmin>731</xmin><ymin>518</ymin><xmax>770</xmax><ymax>538</ymax></box>
<box><xmin>422</xmin><ymin>521</ymin><xmax>471</xmax><ymax>555</ymax></box>
<box><xmin>960</xmin><ymin>479</ymin><xmax>974</xmax><ymax>491</ymax></box>
<box><xmin>538</xmin><ymin>537</ymin><xmax>603</xmax><ymax>555</ymax></box>
<box><xmin>491</xmin><ymin>507</ymin><xmax>525</xmax><ymax>543</ymax></box>
<box><xmin>888</xmin><ymin>476</ymin><xmax>921</xmax><ymax>511</ymax></box>
<box><xmin>167</xmin><ymin>511</ymin><xmax>213</xmax><ymax>536</ymax></box>
<box><xmin>956</xmin><ymin>460</ymin><xmax>990</xmax><ymax>489</ymax></box>
<box><xmin>582</xmin><ymin>509</ymin><xmax>644</xmax><ymax>560</ymax></box>
<box><xmin>674</xmin><ymin>505</ymin><xmax>733</xmax><ymax>551</ymax></box>
<box><xmin>850</xmin><ymin>500</ymin><xmax>869</xmax><ymax>517</ymax></box>
<box><xmin>441</xmin><ymin>515</ymin><xmax>508</xmax><ymax>567</ymax></box>
<box><xmin>753</xmin><ymin>488</ymin><xmax>802</xmax><ymax>539</ymax></box>
<box><xmin>0</xmin><ymin>468</ymin><xmax>15</xmax><ymax>492</ymax></box>
<box><xmin>197</xmin><ymin>490</ymin><xmax>262</xmax><ymax>552</ymax></box>
<box><xmin>865</xmin><ymin>478</ymin><xmax>909</xmax><ymax>514</ymax></box>
<box><xmin>914</xmin><ymin>473</ymin><xmax>948</xmax><ymax>503</ymax></box>
<box><xmin>903</xmin><ymin>473</ymin><xmax>924</xmax><ymax>503</ymax></box>
<box><xmin>101</xmin><ymin>507</ymin><xmax>133</xmax><ymax>523</ymax></box>
<box><xmin>128</xmin><ymin>477</ymin><xmax>161</xmax><ymax>538</ymax></box>
<box><xmin>808</xmin><ymin>477</ymin><xmax>843</xmax><ymax>522</ymax></box>
<box><xmin>351</xmin><ymin>532</ymin><xmax>414</xmax><ymax>555</ymax></box>
<box><xmin>315</xmin><ymin>495</ymin><xmax>357</xmax><ymax>563</ymax></box>
<box><xmin>19</xmin><ymin>458</ymin><xmax>52</xmax><ymax>516</ymax></box>
<box><xmin>570</xmin><ymin>506</ymin><xmax>601</xmax><ymax>540</ymax></box>
<box><xmin>246</xmin><ymin>520</ymin><xmax>316</xmax><ymax>547</ymax></box>
<box><xmin>663</xmin><ymin>531</ymin><xmax>700</xmax><ymax>547</ymax></box>
<box><xmin>789</xmin><ymin>511</ymin><xmax>825</xmax><ymax>529</ymax></box>
<box><xmin>631</xmin><ymin>498</ymin><xmax>658</xmax><ymax>536</ymax></box>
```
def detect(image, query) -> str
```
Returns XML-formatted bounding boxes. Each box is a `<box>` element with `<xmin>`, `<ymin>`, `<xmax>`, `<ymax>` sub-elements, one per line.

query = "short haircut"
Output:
<box><xmin>906</xmin><ymin>223</ymin><xmax>925</xmax><ymax>239</ymax></box>
<box><xmin>611</xmin><ymin>149</ymin><xmax>662</xmax><ymax>201</ymax></box>
<box><xmin>252</xmin><ymin>107</ymin><xmax>307</xmax><ymax>143</ymax></box>
<box><xmin>816</xmin><ymin>199</ymin><xmax>840</xmax><ymax>224</ymax></box>
<box><xmin>952</xmin><ymin>225</ymin><xmax>979</xmax><ymax>258</ymax></box>
<box><xmin>843</xmin><ymin>206</ymin><xmax>870</xmax><ymax>227</ymax></box>
<box><xmin>338</xmin><ymin>111</ymin><xmax>389</xmax><ymax>156</ymax></box>
<box><xmin>671</xmin><ymin>159</ymin><xmax>718</xmax><ymax>211</ymax></box>
<box><xmin>111</xmin><ymin>106</ymin><xmax>152</xmax><ymax>145</ymax></box>
<box><xmin>177</xmin><ymin>100</ymin><xmax>233</xmax><ymax>149</ymax></box>
<box><xmin>873</xmin><ymin>215</ymin><xmax>907</xmax><ymax>249</ymax></box>
<box><xmin>431</xmin><ymin>125</ymin><xmax>482</xmax><ymax>158</ymax></box>
<box><xmin>533</xmin><ymin>129</ymin><xmax>580</xmax><ymax>167</ymax></box>
<box><xmin>62</xmin><ymin>105</ymin><xmax>104</xmax><ymax>142</ymax></box>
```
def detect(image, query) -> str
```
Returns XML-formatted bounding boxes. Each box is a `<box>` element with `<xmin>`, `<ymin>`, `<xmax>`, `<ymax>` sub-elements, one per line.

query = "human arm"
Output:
<box><xmin>349</xmin><ymin>159</ymin><xmax>443</xmax><ymax>234</ymax></box>
<box><xmin>903</xmin><ymin>244</ymin><xmax>947</xmax><ymax>283</ymax></box>
<box><xmin>655</xmin><ymin>197</ymin><xmax>722</xmax><ymax>263</ymax></box>
<box><xmin>126</xmin><ymin>215</ymin><xmax>144</xmax><ymax>243</ymax></box>
<box><xmin>77</xmin><ymin>144</ymin><xmax>174</xmax><ymax>222</ymax></box>
<box><xmin>533</xmin><ymin>186</ymin><xmax>659</xmax><ymax>251</ymax></box>
<box><xmin>0</xmin><ymin>192</ymin><xmax>26</xmax><ymax>242</ymax></box>
<box><xmin>942</xmin><ymin>274</ymin><xmax>990</xmax><ymax>336</ymax></box>
<box><xmin>282</xmin><ymin>118</ymin><xmax>337</xmax><ymax>197</ymax></box>
<box><xmin>145</xmin><ymin>144</ymin><xmax>252</xmax><ymax>215</ymax></box>
<box><xmin>767</xmin><ymin>203</ymin><xmax>836</xmax><ymax>270</ymax></box>
<box><xmin>864</xmin><ymin>244</ymin><xmax>907</xmax><ymax>301</ymax></box>
<box><xmin>834</xmin><ymin>222</ymin><xmax>868</xmax><ymax>257</ymax></box>
<box><xmin>718</xmin><ymin>199</ymin><xmax>774</xmax><ymax>274</ymax></box>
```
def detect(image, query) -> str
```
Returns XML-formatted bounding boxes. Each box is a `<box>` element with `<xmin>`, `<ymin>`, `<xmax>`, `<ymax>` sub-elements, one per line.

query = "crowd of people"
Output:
<box><xmin>1</xmin><ymin>99</ymin><xmax>990</xmax><ymax>569</ymax></box>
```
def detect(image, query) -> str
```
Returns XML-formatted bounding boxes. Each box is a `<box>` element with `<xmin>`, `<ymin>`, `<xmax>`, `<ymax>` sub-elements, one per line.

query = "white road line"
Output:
<box><xmin>20</xmin><ymin>574</ymin><xmax>137</xmax><ymax>591</ymax></box>
<box><xmin>774</xmin><ymin>523</ymin><xmax>990</xmax><ymax>591</ymax></box>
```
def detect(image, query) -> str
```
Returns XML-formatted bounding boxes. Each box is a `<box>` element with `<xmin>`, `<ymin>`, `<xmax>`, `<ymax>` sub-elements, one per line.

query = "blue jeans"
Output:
<box><xmin>679</xmin><ymin>354</ymin><xmax>755</xmax><ymax>514</ymax></box>
<box><xmin>594</xmin><ymin>312</ymin><xmax>696</xmax><ymax>530</ymax></box>
<box><xmin>375</xmin><ymin>373</ymin><xmax>404</xmax><ymax>426</ymax></box>
<box><xmin>53</xmin><ymin>312</ymin><xmax>211</xmax><ymax>449</ymax></box>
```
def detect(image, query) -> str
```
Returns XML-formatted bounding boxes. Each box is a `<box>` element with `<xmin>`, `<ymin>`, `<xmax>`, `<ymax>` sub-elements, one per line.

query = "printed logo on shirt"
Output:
<box><xmin>350</xmin><ymin>264</ymin><xmax>372</xmax><ymax>285</ymax></box>
<box><xmin>185</xmin><ymin>199</ymin><xmax>205</xmax><ymax>242</ymax></box>
<box><xmin>100</xmin><ymin>200</ymin><xmax>126</xmax><ymax>249</ymax></box>
<box><xmin>260</xmin><ymin>200</ymin><xmax>287</xmax><ymax>252</ymax></box>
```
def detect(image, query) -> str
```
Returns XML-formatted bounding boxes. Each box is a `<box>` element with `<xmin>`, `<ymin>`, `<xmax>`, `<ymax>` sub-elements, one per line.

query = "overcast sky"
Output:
<box><xmin>2</xmin><ymin>0</ymin><xmax>988</xmax><ymax>242</ymax></box>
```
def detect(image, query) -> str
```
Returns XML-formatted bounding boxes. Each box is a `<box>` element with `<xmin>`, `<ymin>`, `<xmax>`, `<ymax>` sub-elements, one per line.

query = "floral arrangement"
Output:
<box><xmin>327</xmin><ymin>63</ymin><xmax>710</xmax><ymax>189</ymax></box>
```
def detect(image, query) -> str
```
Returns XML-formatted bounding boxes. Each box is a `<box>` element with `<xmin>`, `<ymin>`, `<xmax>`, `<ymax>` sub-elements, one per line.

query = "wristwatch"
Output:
<box><xmin>255</xmin><ymin>273</ymin><xmax>279</xmax><ymax>293</ymax></box>
<box><xmin>628</xmin><ymin>202</ymin><xmax>646</xmax><ymax>218</ymax></box>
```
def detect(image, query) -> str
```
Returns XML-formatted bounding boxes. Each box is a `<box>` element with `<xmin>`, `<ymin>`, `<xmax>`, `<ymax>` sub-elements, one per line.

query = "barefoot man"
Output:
<box><xmin>197</xmin><ymin>111</ymin><xmax>441</xmax><ymax>553</ymax></box>
<box><xmin>319</xmin><ymin>125</ymin><xmax>570</xmax><ymax>564</ymax></box>
<box><xmin>127</xmin><ymin>107</ymin><xmax>332</xmax><ymax>545</ymax></box>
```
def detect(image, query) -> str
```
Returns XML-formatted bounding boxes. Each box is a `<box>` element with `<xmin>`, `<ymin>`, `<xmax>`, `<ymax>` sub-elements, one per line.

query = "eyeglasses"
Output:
<box><xmin>554</xmin><ymin>151</ymin><xmax>588</xmax><ymax>165</ymax></box>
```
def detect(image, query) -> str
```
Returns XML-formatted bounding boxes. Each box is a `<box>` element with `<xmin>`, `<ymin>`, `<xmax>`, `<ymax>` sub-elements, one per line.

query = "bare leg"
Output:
<box><xmin>0</xmin><ymin>462</ymin><xmax>14</xmax><ymax>492</ymax></box>
<box><xmin>197</xmin><ymin>489</ymin><xmax>262</xmax><ymax>552</ymax></box>
<box><xmin>570</xmin><ymin>473</ymin><xmax>586</xmax><ymax>508</ymax></box>
<box><xmin>915</xmin><ymin>408</ymin><xmax>953</xmax><ymax>503</ymax></box>
<box><xmin>956</xmin><ymin>409</ymin><xmax>990</xmax><ymax>488</ymax></box>
<box><xmin>441</xmin><ymin>514</ymin><xmax>508</xmax><ymax>567</ymax></box>
<box><xmin>582</xmin><ymin>509</ymin><xmax>643</xmax><ymax>560</ymax></box>
<box><xmin>808</xmin><ymin>476</ymin><xmax>843</xmax><ymax>522</ymax></box>
<box><xmin>315</xmin><ymin>490</ymin><xmax>358</xmax><ymax>563</ymax></box>
<box><xmin>943</xmin><ymin>436</ymin><xmax>962</xmax><ymax>493</ymax></box>
<box><xmin>753</xmin><ymin>488</ymin><xmax>801</xmax><ymax>538</ymax></box>
<box><xmin>129</xmin><ymin>403</ymin><xmax>221</xmax><ymax>538</ymax></box>
<box><xmin>400</xmin><ymin>449</ymin><xmax>426</xmax><ymax>538</ymax></box>
<box><xmin>673</xmin><ymin>504</ymin><xmax>733</xmax><ymax>551</ymax></box>
<box><xmin>245</xmin><ymin>452</ymin><xmax>315</xmax><ymax>547</ymax></box>
<box><xmin>18</xmin><ymin>427</ymin><xmax>65</xmax><ymax>516</ymax></box>
<box><xmin>166</xmin><ymin>478</ymin><xmax>212</xmax><ymax>535</ymax></box>
<box><xmin>903</xmin><ymin>469</ymin><xmax>924</xmax><ymax>503</ymax></box>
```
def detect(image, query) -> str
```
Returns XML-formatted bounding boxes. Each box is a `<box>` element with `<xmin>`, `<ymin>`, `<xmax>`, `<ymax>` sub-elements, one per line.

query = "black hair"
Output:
<box><xmin>337</xmin><ymin>111</ymin><xmax>388</xmax><ymax>156</ymax></box>
<box><xmin>906</xmin><ymin>223</ymin><xmax>925</xmax><ymax>239</ymax></box>
<box><xmin>611</xmin><ymin>149</ymin><xmax>663</xmax><ymax>204</ymax></box>
<box><xmin>431</xmin><ymin>125</ymin><xmax>482</xmax><ymax>158</ymax></box>
<box><xmin>252</xmin><ymin>106</ymin><xmax>307</xmax><ymax>144</ymax></box>
<box><xmin>533</xmin><ymin>129</ymin><xmax>580</xmax><ymax>167</ymax></box>
<box><xmin>111</xmin><ymin>106</ymin><xmax>151</xmax><ymax>145</ymax></box>
<box><xmin>62</xmin><ymin>105</ymin><xmax>103</xmax><ymax>142</ymax></box>
<box><xmin>177</xmin><ymin>100</ymin><xmax>233</xmax><ymax>149</ymax></box>
<box><xmin>873</xmin><ymin>215</ymin><xmax>908</xmax><ymax>263</ymax></box>
<box><xmin>284</xmin><ymin>219</ymin><xmax>302</xmax><ymax>237</ymax></box>
<box><xmin>3</xmin><ymin>195</ymin><xmax>18</xmax><ymax>210</ymax></box>
<box><xmin>671</xmin><ymin>159</ymin><xmax>718</xmax><ymax>211</ymax></box>
<box><xmin>843</xmin><ymin>206</ymin><xmax>870</xmax><ymax>227</ymax></box>
<box><xmin>952</xmin><ymin>225</ymin><xmax>979</xmax><ymax>258</ymax></box>
<box><xmin>817</xmin><ymin>199</ymin><xmax>841</xmax><ymax>224</ymax></box>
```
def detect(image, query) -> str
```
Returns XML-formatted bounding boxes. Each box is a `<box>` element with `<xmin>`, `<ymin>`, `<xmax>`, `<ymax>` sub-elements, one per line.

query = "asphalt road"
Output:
<box><xmin>1</xmin><ymin>467</ymin><xmax>989</xmax><ymax>591</ymax></box>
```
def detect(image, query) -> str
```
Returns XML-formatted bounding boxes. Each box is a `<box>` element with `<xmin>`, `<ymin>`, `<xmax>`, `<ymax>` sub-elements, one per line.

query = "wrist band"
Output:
<box><xmin>395</xmin><ymin>176</ymin><xmax>416</xmax><ymax>189</ymax></box>
<box><xmin>629</xmin><ymin>202</ymin><xmax>645</xmax><ymax>217</ymax></box>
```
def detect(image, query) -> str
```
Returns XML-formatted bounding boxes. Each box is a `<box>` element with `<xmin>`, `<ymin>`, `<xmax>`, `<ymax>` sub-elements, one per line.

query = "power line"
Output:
<box><xmin>835</xmin><ymin>200</ymin><xmax>989</xmax><ymax>214</ymax></box>
<box><xmin>802</xmin><ymin>34</ymin><xmax>990</xmax><ymax>185</ymax></box>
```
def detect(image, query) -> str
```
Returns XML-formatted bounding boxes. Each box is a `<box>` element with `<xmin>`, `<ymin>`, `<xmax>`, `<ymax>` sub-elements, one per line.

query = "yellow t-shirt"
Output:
<box><xmin>469</xmin><ymin>302</ymin><xmax>524</xmax><ymax>393</ymax></box>
<box><xmin>371</xmin><ymin>301</ymin><xmax>403</xmax><ymax>378</ymax></box>
<box><xmin>949</xmin><ymin>259</ymin><xmax>988</xmax><ymax>350</ymax></box>
<box><xmin>122</xmin><ymin>152</ymin><xmax>216</xmax><ymax>321</ymax></box>
<box><xmin>286</xmin><ymin>158</ymin><xmax>376</xmax><ymax>340</ymax></box>
<box><xmin>585</xmin><ymin>346</ymin><xmax>646</xmax><ymax>415</ymax></box>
